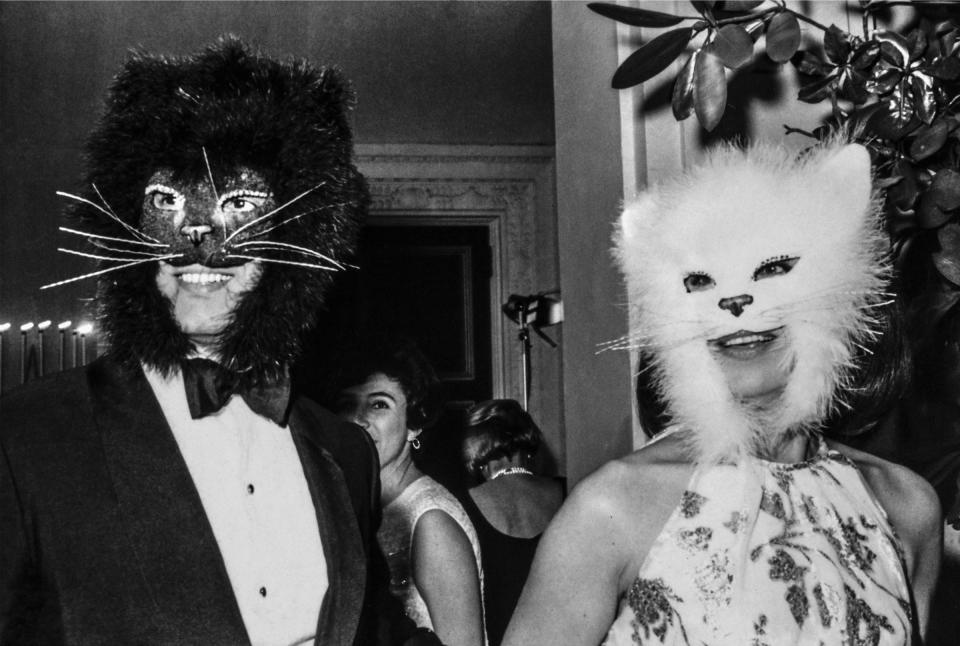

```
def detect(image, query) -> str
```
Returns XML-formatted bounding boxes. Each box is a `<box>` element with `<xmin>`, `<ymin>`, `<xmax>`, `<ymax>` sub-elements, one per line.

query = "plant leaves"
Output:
<box><xmin>887</xmin><ymin>160</ymin><xmax>919</xmax><ymax>210</ymax></box>
<box><xmin>711</xmin><ymin>24</ymin><xmax>754</xmax><ymax>69</ymax></box>
<box><xmin>766</xmin><ymin>12</ymin><xmax>802</xmax><ymax>63</ymax></box>
<box><xmin>744</xmin><ymin>19</ymin><xmax>765</xmax><ymax>41</ymax></box>
<box><xmin>907</xmin><ymin>28</ymin><xmax>928</xmax><ymax>62</ymax></box>
<box><xmin>876</xmin><ymin>31</ymin><xmax>909</xmax><ymax>67</ymax></box>
<box><xmin>613</xmin><ymin>27</ymin><xmax>695</xmax><ymax>89</ymax></box>
<box><xmin>823</xmin><ymin>25</ymin><xmax>851</xmax><ymax>64</ymax></box>
<box><xmin>911</xmin><ymin>120</ymin><xmax>950</xmax><ymax>160</ymax></box>
<box><xmin>587</xmin><ymin>3</ymin><xmax>685</xmax><ymax>28</ymax></box>
<box><xmin>930</xmin><ymin>169</ymin><xmax>960</xmax><ymax>210</ymax></box>
<box><xmin>792</xmin><ymin>50</ymin><xmax>831</xmax><ymax>77</ymax></box>
<box><xmin>691</xmin><ymin>1</ymin><xmax>716</xmax><ymax>13</ymax></box>
<box><xmin>694</xmin><ymin>49</ymin><xmax>727</xmax><ymax>131</ymax></box>
<box><xmin>926</xmin><ymin>57</ymin><xmax>960</xmax><ymax>81</ymax></box>
<box><xmin>672</xmin><ymin>51</ymin><xmax>698</xmax><ymax>120</ymax></box>
<box><xmin>866</xmin><ymin>68</ymin><xmax>902</xmax><ymax>96</ymax></box>
<box><xmin>839</xmin><ymin>69</ymin><xmax>870</xmax><ymax>104</ymax></box>
<box><xmin>867</xmin><ymin>103</ymin><xmax>918</xmax><ymax>141</ymax></box>
<box><xmin>718</xmin><ymin>0</ymin><xmax>764</xmax><ymax>11</ymax></box>
<box><xmin>934</xmin><ymin>223</ymin><xmax>960</xmax><ymax>286</ymax></box>
<box><xmin>910</xmin><ymin>76</ymin><xmax>937</xmax><ymax>124</ymax></box>
<box><xmin>918</xmin><ymin>196</ymin><xmax>952</xmax><ymax>228</ymax></box>
<box><xmin>797</xmin><ymin>74</ymin><xmax>836</xmax><ymax>103</ymax></box>
<box><xmin>851</xmin><ymin>41</ymin><xmax>881</xmax><ymax>69</ymax></box>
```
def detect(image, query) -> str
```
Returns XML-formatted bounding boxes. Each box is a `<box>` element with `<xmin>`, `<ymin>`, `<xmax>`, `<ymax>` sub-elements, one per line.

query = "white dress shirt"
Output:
<box><xmin>144</xmin><ymin>365</ymin><xmax>328</xmax><ymax>646</ymax></box>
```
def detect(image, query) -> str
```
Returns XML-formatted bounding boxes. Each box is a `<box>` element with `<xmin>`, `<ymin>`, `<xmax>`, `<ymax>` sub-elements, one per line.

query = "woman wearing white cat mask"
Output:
<box><xmin>503</xmin><ymin>141</ymin><xmax>940</xmax><ymax>645</ymax></box>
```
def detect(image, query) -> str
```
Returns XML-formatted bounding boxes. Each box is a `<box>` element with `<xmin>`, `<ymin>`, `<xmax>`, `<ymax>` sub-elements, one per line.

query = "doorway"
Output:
<box><xmin>299</xmin><ymin>222</ymin><xmax>495</xmax><ymax>490</ymax></box>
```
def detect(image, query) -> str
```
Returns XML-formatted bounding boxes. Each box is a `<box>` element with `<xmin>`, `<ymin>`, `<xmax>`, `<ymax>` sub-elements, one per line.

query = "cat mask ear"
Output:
<box><xmin>813</xmin><ymin>143</ymin><xmax>873</xmax><ymax>234</ymax></box>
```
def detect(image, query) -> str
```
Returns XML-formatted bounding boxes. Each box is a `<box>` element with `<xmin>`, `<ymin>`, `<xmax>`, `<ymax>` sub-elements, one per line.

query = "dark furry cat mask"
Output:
<box><xmin>54</xmin><ymin>38</ymin><xmax>367</xmax><ymax>384</ymax></box>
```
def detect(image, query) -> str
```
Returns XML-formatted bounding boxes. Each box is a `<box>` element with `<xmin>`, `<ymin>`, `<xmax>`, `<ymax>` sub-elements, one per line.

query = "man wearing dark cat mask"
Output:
<box><xmin>0</xmin><ymin>39</ymin><xmax>433</xmax><ymax>646</ymax></box>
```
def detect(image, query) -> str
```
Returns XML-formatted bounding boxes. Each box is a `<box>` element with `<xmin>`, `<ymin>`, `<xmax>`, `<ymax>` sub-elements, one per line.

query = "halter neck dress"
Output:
<box><xmin>603</xmin><ymin>438</ymin><xmax>912</xmax><ymax>645</ymax></box>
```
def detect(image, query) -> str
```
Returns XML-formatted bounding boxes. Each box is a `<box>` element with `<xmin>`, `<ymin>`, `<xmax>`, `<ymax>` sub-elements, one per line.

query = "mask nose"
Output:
<box><xmin>180</xmin><ymin>224</ymin><xmax>213</xmax><ymax>246</ymax></box>
<box><xmin>718</xmin><ymin>294</ymin><xmax>754</xmax><ymax>317</ymax></box>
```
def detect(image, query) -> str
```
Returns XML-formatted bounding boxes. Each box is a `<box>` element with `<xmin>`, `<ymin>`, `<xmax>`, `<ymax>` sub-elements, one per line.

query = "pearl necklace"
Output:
<box><xmin>489</xmin><ymin>466</ymin><xmax>534</xmax><ymax>481</ymax></box>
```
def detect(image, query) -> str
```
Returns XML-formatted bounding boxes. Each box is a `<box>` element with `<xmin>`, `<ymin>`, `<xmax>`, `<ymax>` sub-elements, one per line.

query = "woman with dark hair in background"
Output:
<box><xmin>460</xmin><ymin>399</ymin><xmax>563</xmax><ymax>646</ymax></box>
<box><xmin>334</xmin><ymin>340</ymin><xmax>487</xmax><ymax>646</ymax></box>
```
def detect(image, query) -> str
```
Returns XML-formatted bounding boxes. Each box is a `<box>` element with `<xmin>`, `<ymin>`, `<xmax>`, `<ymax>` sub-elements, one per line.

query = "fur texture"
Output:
<box><xmin>69</xmin><ymin>37</ymin><xmax>367</xmax><ymax>384</ymax></box>
<box><xmin>614</xmin><ymin>141</ymin><xmax>888</xmax><ymax>464</ymax></box>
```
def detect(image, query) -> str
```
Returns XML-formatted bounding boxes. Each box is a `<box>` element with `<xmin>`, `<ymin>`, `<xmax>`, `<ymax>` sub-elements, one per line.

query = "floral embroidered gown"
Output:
<box><xmin>603</xmin><ymin>439</ymin><xmax>912</xmax><ymax>646</ymax></box>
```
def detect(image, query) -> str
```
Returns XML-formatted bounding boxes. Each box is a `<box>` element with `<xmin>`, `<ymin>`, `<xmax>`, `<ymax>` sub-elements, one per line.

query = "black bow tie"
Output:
<box><xmin>180</xmin><ymin>357</ymin><xmax>291</xmax><ymax>426</ymax></box>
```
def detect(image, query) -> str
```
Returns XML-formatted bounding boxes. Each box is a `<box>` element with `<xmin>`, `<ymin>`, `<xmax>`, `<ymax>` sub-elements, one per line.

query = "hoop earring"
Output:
<box><xmin>410</xmin><ymin>437</ymin><xmax>422</xmax><ymax>451</ymax></box>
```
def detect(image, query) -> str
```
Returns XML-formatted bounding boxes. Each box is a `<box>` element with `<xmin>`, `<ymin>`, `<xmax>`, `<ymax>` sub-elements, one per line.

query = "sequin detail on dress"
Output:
<box><xmin>602</xmin><ymin>441</ymin><xmax>912</xmax><ymax>645</ymax></box>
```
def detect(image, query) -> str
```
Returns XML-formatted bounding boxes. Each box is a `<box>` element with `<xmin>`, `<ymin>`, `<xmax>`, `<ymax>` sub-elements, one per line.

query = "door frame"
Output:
<box><xmin>355</xmin><ymin>145</ymin><xmax>559</xmax><ymax>430</ymax></box>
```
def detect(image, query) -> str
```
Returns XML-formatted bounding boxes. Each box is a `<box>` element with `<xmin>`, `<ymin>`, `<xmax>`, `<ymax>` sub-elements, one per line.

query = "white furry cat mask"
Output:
<box><xmin>615</xmin><ymin>142</ymin><xmax>888</xmax><ymax>464</ymax></box>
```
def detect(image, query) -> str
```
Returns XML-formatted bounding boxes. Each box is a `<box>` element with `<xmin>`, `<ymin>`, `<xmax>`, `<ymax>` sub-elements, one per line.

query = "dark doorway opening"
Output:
<box><xmin>297</xmin><ymin>222</ymin><xmax>495</xmax><ymax>491</ymax></box>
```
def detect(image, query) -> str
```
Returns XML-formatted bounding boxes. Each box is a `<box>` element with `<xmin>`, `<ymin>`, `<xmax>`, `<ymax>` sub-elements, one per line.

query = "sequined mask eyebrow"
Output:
<box><xmin>144</xmin><ymin>183</ymin><xmax>185</xmax><ymax>200</ymax></box>
<box><xmin>751</xmin><ymin>255</ymin><xmax>800</xmax><ymax>281</ymax></box>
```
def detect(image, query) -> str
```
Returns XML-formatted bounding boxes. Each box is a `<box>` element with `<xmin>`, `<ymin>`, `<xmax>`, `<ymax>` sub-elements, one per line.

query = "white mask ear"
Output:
<box><xmin>614</xmin><ymin>193</ymin><xmax>660</xmax><ymax>289</ymax></box>
<box><xmin>816</xmin><ymin>143</ymin><xmax>873</xmax><ymax>231</ymax></box>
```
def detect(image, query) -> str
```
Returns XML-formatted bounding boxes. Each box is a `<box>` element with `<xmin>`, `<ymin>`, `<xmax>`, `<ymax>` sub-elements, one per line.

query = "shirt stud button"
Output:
<box><xmin>259</xmin><ymin>586</ymin><xmax>267</xmax><ymax>597</ymax></box>
<box><xmin>247</xmin><ymin>484</ymin><xmax>255</xmax><ymax>494</ymax></box>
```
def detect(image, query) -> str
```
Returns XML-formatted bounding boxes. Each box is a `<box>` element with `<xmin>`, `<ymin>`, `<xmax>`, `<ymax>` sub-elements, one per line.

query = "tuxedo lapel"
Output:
<box><xmin>289</xmin><ymin>406</ymin><xmax>367</xmax><ymax>646</ymax></box>
<box><xmin>89</xmin><ymin>359</ymin><xmax>250</xmax><ymax>645</ymax></box>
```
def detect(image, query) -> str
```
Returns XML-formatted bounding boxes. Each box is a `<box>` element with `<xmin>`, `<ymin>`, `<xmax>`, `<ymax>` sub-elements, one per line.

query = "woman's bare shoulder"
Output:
<box><xmin>557</xmin><ymin>432</ymin><xmax>695</xmax><ymax>543</ymax></box>
<box><xmin>828</xmin><ymin>441</ymin><xmax>941</xmax><ymax>540</ymax></box>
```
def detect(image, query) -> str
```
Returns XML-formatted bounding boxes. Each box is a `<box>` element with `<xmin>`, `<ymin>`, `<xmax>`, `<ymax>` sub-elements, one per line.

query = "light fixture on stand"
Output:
<box><xmin>502</xmin><ymin>291</ymin><xmax>563</xmax><ymax>410</ymax></box>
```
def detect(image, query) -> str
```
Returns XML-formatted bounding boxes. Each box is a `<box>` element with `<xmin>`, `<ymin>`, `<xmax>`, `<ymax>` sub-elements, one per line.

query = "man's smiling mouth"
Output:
<box><xmin>178</xmin><ymin>272</ymin><xmax>232</xmax><ymax>285</ymax></box>
<box><xmin>162</xmin><ymin>261</ymin><xmax>250</xmax><ymax>292</ymax></box>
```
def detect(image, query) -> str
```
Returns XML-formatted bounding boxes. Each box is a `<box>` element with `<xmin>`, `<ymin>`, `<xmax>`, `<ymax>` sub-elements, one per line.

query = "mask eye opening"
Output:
<box><xmin>219</xmin><ymin>188</ymin><xmax>269</xmax><ymax>213</ymax></box>
<box><xmin>683</xmin><ymin>271</ymin><xmax>716</xmax><ymax>293</ymax></box>
<box><xmin>144</xmin><ymin>184</ymin><xmax>185</xmax><ymax>211</ymax></box>
<box><xmin>752</xmin><ymin>255</ymin><xmax>800</xmax><ymax>281</ymax></box>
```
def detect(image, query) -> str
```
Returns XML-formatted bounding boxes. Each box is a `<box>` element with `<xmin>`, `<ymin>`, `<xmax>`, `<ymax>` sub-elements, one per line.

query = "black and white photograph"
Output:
<box><xmin>1</xmin><ymin>2</ymin><xmax>959</xmax><ymax>644</ymax></box>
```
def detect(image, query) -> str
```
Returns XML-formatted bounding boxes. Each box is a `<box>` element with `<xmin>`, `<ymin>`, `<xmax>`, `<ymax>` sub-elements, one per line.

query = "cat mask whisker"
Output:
<box><xmin>761</xmin><ymin>294</ymin><xmax>894</xmax><ymax>317</ymax></box>
<box><xmin>40</xmin><ymin>253</ymin><xmax>183</xmax><ymax>289</ymax></box>
<box><xmin>597</xmin><ymin>327</ymin><xmax>718</xmax><ymax>355</ymax></box>
<box><xmin>222</xmin><ymin>182</ymin><xmax>327</xmax><ymax>244</ymax></box>
<box><xmin>57</xmin><ymin>190</ymin><xmax>162</xmax><ymax>245</ymax></box>
<box><xmin>88</xmin><ymin>240</ymin><xmax>171</xmax><ymax>257</ymax></box>
<box><xmin>58</xmin><ymin>226</ymin><xmax>168</xmax><ymax>248</ymax></box>
<box><xmin>91</xmin><ymin>183</ymin><xmax>121</xmax><ymax>221</ymax></box>
<box><xmin>239</xmin><ymin>202</ymin><xmax>350</xmax><ymax>241</ymax></box>
<box><xmin>225</xmin><ymin>254</ymin><xmax>340</xmax><ymax>271</ymax></box>
<box><xmin>56</xmin><ymin>248</ymin><xmax>171</xmax><ymax>263</ymax></box>
<box><xmin>232</xmin><ymin>240</ymin><xmax>349</xmax><ymax>269</ymax></box>
<box><xmin>201</xmin><ymin>147</ymin><xmax>225</xmax><ymax>241</ymax></box>
<box><xmin>596</xmin><ymin>320</ymin><xmax>711</xmax><ymax>350</ymax></box>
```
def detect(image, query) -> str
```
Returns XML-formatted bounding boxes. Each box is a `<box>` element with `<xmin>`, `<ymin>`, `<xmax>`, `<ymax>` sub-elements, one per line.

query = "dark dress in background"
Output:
<box><xmin>458</xmin><ymin>491</ymin><xmax>541</xmax><ymax>646</ymax></box>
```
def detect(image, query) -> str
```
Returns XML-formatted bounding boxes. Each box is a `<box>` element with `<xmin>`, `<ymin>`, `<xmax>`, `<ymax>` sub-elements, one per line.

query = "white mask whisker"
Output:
<box><xmin>91</xmin><ymin>183</ymin><xmax>120</xmax><ymax>219</ymax></box>
<box><xmin>201</xmin><ymin>147</ymin><xmax>225</xmax><ymax>240</ymax></box>
<box><xmin>88</xmin><ymin>240</ymin><xmax>170</xmax><ymax>257</ymax></box>
<box><xmin>57</xmin><ymin>248</ymin><xmax>169</xmax><ymax>263</ymax></box>
<box><xmin>58</xmin><ymin>226</ymin><xmax>168</xmax><ymax>248</ymax></box>
<box><xmin>57</xmin><ymin>191</ymin><xmax>162</xmax><ymax>245</ymax></box>
<box><xmin>223</xmin><ymin>183</ymin><xmax>328</xmax><ymax>243</ymax></box>
<box><xmin>225</xmin><ymin>254</ymin><xmax>339</xmax><ymax>271</ymax></box>
<box><xmin>242</xmin><ymin>202</ymin><xmax>349</xmax><ymax>240</ymax></box>
<box><xmin>232</xmin><ymin>240</ymin><xmax>348</xmax><ymax>270</ymax></box>
<box><xmin>40</xmin><ymin>253</ymin><xmax>183</xmax><ymax>289</ymax></box>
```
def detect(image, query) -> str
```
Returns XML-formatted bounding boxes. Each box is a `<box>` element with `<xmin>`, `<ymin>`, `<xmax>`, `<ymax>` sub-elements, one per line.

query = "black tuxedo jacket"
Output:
<box><xmin>0</xmin><ymin>357</ymin><xmax>391</xmax><ymax>645</ymax></box>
